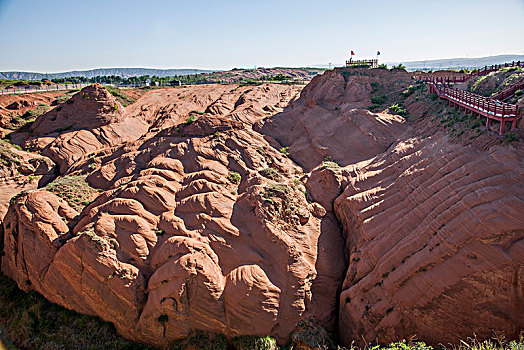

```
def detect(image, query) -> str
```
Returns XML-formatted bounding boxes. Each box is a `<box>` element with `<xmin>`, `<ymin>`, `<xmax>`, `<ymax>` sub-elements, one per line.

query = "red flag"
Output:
<box><xmin>351</xmin><ymin>51</ymin><xmax>355</xmax><ymax>56</ymax></box>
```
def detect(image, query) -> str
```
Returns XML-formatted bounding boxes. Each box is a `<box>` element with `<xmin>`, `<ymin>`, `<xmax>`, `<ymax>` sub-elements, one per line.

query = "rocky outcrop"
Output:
<box><xmin>30</xmin><ymin>84</ymin><xmax>126</xmax><ymax>134</ymax></box>
<box><xmin>2</xmin><ymin>115</ymin><xmax>346</xmax><ymax>347</ymax></box>
<box><xmin>125</xmin><ymin>83</ymin><xmax>302</xmax><ymax>130</ymax></box>
<box><xmin>0</xmin><ymin>92</ymin><xmax>62</xmax><ymax>135</ymax></box>
<box><xmin>22</xmin><ymin>84</ymin><xmax>148</xmax><ymax>173</ymax></box>
<box><xmin>260</xmin><ymin>69</ymin><xmax>410</xmax><ymax>171</ymax></box>
<box><xmin>334</xmin><ymin>135</ymin><xmax>524</xmax><ymax>345</ymax></box>
<box><xmin>0</xmin><ymin>140</ymin><xmax>55</xmax><ymax>220</ymax></box>
<box><xmin>19</xmin><ymin>83</ymin><xmax>302</xmax><ymax>175</ymax></box>
<box><xmin>466</xmin><ymin>69</ymin><xmax>524</xmax><ymax>98</ymax></box>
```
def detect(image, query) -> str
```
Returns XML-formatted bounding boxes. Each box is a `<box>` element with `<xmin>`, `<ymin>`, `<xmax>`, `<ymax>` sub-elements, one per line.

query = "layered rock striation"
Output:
<box><xmin>334</xmin><ymin>136</ymin><xmax>524</xmax><ymax>345</ymax></box>
<box><xmin>2</xmin><ymin>68</ymin><xmax>524</xmax><ymax>348</ymax></box>
<box><xmin>2</xmin><ymin>103</ymin><xmax>345</xmax><ymax>347</ymax></box>
<box><xmin>259</xmin><ymin>69</ymin><xmax>410</xmax><ymax>170</ymax></box>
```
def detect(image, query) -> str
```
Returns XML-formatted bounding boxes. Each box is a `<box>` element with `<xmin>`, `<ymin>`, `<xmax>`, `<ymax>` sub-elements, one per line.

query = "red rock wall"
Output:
<box><xmin>334</xmin><ymin>136</ymin><xmax>524</xmax><ymax>345</ymax></box>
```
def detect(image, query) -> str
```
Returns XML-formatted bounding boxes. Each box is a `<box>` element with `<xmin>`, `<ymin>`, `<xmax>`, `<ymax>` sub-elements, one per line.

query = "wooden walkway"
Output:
<box><xmin>414</xmin><ymin>60</ymin><xmax>524</xmax><ymax>83</ymax></box>
<box><xmin>491</xmin><ymin>79</ymin><xmax>524</xmax><ymax>101</ymax></box>
<box><xmin>413</xmin><ymin>75</ymin><xmax>469</xmax><ymax>83</ymax></box>
<box><xmin>428</xmin><ymin>82</ymin><xmax>518</xmax><ymax>135</ymax></box>
<box><xmin>472</xmin><ymin>61</ymin><xmax>524</xmax><ymax>77</ymax></box>
<box><xmin>414</xmin><ymin>61</ymin><xmax>523</xmax><ymax>135</ymax></box>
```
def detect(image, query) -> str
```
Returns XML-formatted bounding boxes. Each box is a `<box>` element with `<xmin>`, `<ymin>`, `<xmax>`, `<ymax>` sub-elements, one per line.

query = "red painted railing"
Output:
<box><xmin>471</xmin><ymin>60</ymin><xmax>524</xmax><ymax>77</ymax></box>
<box><xmin>491</xmin><ymin>79</ymin><xmax>524</xmax><ymax>101</ymax></box>
<box><xmin>429</xmin><ymin>82</ymin><xmax>518</xmax><ymax>135</ymax></box>
<box><xmin>414</xmin><ymin>61</ymin><xmax>524</xmax><ymax>83</ymax></box>
<box><xmin>413</xmin><ymin>75</ymin><xmax>469</xmax><ymax>83</ymax></box>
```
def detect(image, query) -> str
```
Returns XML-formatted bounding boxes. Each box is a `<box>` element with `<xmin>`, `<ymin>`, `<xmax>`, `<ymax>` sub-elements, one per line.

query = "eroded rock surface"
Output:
<box><xmin>2</xmin><ymin>68</ymin><xmax>524</xmax><ymax>348</ymax></box>
<box><xmin>335</xmin><ymin>135</ymin><xmax>524</xmax><ymax>345</ymax></box>
<box><xmin>22</xmin><ymin>84</ymin><xmax>148</xmax><ymax>173</ymax></box>
<box><xmin>2</xmin><ymin>114</ymin><xmax>346</xmax><ymax>347</ymax></box>
<box><xmin>260</xmin><ymin>68</ymin><xmax>410</xmax><ymax>170</ymax></box>
<box><xmin>19</xmin><ymin>83</ymin><xmax>302</xmax><ymax>175</ymax></box>
<box><xmin>0</xmin><ymin>140</ymin><xmax>55</xmax><ymax>220</ymax></box>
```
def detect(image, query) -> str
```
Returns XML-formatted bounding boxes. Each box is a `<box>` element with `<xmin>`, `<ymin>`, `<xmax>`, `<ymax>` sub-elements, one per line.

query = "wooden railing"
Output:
<box><xmin>413</xmin><ymin>75</ymin><xmax>469</xmax><ymax>83</ymax></box>
<box><xmin>471</xmin><ymin>60</ymin><xmax>524</xmax><ymax>77</ymax></box>
<box><xmin>491</xmin><ymin>79</ymin><xmax>524</xmax><ymax>101</ymax></box>
<box><xmin>346</xmin><ymin>59</ymin><xmax>378</xmax><ymax>68</ymax></box>
<box><xmin>0</xmin><ymin>83</ymin><xmax>90</xmax><ymax>95</ymax></box>
<box><xmin>429</xmin><ymin>82</ymin><xmax>518</xmax><ymax>135</ymax></box>
<box><xmin>414</xmin><ymin>61</ymin><xmax>524</xmax><ymax>84</ymax></box>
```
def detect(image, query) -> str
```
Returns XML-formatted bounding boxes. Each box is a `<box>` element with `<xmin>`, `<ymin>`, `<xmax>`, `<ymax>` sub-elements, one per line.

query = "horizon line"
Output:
<box><xmin>2</xmin><ymin>53</ymin><xmax>524</xmax><ymax>75</ymax></box>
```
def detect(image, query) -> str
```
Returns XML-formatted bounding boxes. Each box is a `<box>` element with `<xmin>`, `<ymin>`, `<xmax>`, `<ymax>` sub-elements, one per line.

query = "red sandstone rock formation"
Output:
<box><xmin>2</xmin><ymin>68</ymin><xmax>524</xmax><ymax>348</ymax></box>
<box><xmin>261</xmin><ymin>68</ymin><xmax>524</xmax><ymax>345</ymax></box>
<box><xmin>2</xmin><ymin>106</ymin><xmax>345</xmax><ymax>347</ymax></box>
<box><xmin>0</xmin><ymin>92</ymin><xmax>63</xmax><ymax>135</ymax></box>
<box><xmin>22</xmin><ymin>84</ymin><xmax>148</xmax><ymax>173</ymax></box>
<box><xmin>334</xmin><ymin>135</ymin><xmax>524</xmax><ymax>345</ymax></box>
<box><xmin>259</xmin><ymin>69</ymin><xmax>410</xmax><ymax>170</ymax></box>
<box><xmin>19</xmin><ymin>83</ymin><xmax>301</xmax><ymax>175</ymax></box>
<box><xmin>0</xmin><ymin>141</ymin><xmax>55</xmax><ymax>219</ymax></box>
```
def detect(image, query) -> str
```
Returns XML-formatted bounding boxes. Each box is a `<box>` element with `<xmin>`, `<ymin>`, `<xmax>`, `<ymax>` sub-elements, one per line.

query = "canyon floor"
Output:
<box><xmin>0</xmin><ymin>67</ymin><xmax>523</xmax><ymax>350</ymax></box>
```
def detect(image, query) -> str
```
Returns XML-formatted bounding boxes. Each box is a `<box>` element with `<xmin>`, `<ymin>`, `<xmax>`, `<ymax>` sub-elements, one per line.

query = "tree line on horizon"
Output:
<box><xmin>48</xmin><ymin>72</ymin><xmax>294</xmax><ymax>86</ymax></box>
<box><xmin>48</xmin><ymin>74</ymin><xmax>206</xmax><ymax>86</ymax></box>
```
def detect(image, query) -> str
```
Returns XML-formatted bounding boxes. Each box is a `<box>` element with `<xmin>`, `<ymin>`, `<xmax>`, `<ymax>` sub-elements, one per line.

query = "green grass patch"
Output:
<box><xmin>0</xmin><ymin>274</ymin><xmax>150</xmax><ymax>350</ymax></box>
<box><xmin>321</xmin><ymin>156</ymin><xmax>340</xmax><ymax>170</ymax></box>
<box><xmin>232</xmin><ymin>335</ymin><xmax>276</xmax><ymax>350</ymax></box>
<box><xmin>503</xmin><ymin>131</ymin><xmax>519</xmax><ymax>143</ymax></box>
<box><xmin>370</xmin><ymin>82</ymin><xmax>380</xmax><ymax>93</ymax></box>
<box><xmin>45</xmin><ymin>175</ymin><xmax>101</xmax><ymax>211</ymax></box>
<box><xmin>388</xmin><ymin>103</ymin><xmax>407</xmax><ymax>116</ymax></box>
<box><xmin>290</xmin><ymin>318</ymin><xmax>335</xmax><ymax>349</ymax></box>
<box><xmin>10</xmin><ymin>104</ymin><xmax>52</xmax><ymax>130</ymax></box>
<box><xmin>227</xmin><ymin>171</ymin><xmax>241</xmax><ymax>184</ymax></box>
<box><xmin>104</xmin><ymin>86</ymin><xmax>135</xmax><ymax>106</ymax></box>
<box><xmin>403</xmin><ymin>85</ymin><xmax>417</xmax><ymax>97</ymax></box>
<box><xmin>471</xmin><ymin>75</ymin><xmax>488</xmax><ymax>92</ymax></box>
<box><xmin>259</xmin><ymin>167</ymin><xmax>282</xmax><ymax>181</ymax></box>
<box><xmin>370</xmin><ymin>94</ymin><xmax>387</xmax><ymax>105</ymax></box>
<box><xmin>185</xmin><ymin>115</ymin><xmax>196</xmax><ymax>125</ymax></box>
<box><xmin>169</xmin><ymin>330</ymin><xmax>227</xmax><ymax>350</ymax></box>
<box><xmin>278</xmin><ymin>146</ymin><xmax>290</xmax><ymax>156</ymax></box>
<box><xmin>0</xmin><ymin>140</ymin><xmax>22</xmax><ymax>169</ymax></box>
<box><xmin>53</xmin><ymin>92</ymin><xmax>77</xmax><ymax>105</ymax></box>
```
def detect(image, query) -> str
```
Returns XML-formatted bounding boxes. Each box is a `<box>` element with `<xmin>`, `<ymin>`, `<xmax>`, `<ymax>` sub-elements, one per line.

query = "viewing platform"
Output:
<box><xmin>345</xmin><ymin>59</ymin><xmax>378</xmax><ymax>68</ymax></box>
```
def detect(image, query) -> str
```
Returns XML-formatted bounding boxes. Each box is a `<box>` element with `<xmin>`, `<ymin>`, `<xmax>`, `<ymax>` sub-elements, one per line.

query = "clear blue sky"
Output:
<box><xmin>0</xmin><ymin>0</ymin><xmax>523</xmax><ymax>72</ymax></box>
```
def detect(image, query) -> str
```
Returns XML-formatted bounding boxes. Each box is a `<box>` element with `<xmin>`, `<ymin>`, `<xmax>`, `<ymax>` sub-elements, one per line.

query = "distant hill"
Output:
<box><xmin>0</xmin><ymin>68</ymin><xmax>216</xmax><ymax>81</ymax></box>
<box><xmin>3</xmin><ymin>55</ymin><xmax>524</xmax><ymax>80</ymax></box>
<box><xmin>388</xmin><ymin>54</ymin><xmax>524</xmax><ymax>71</ymax></box>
